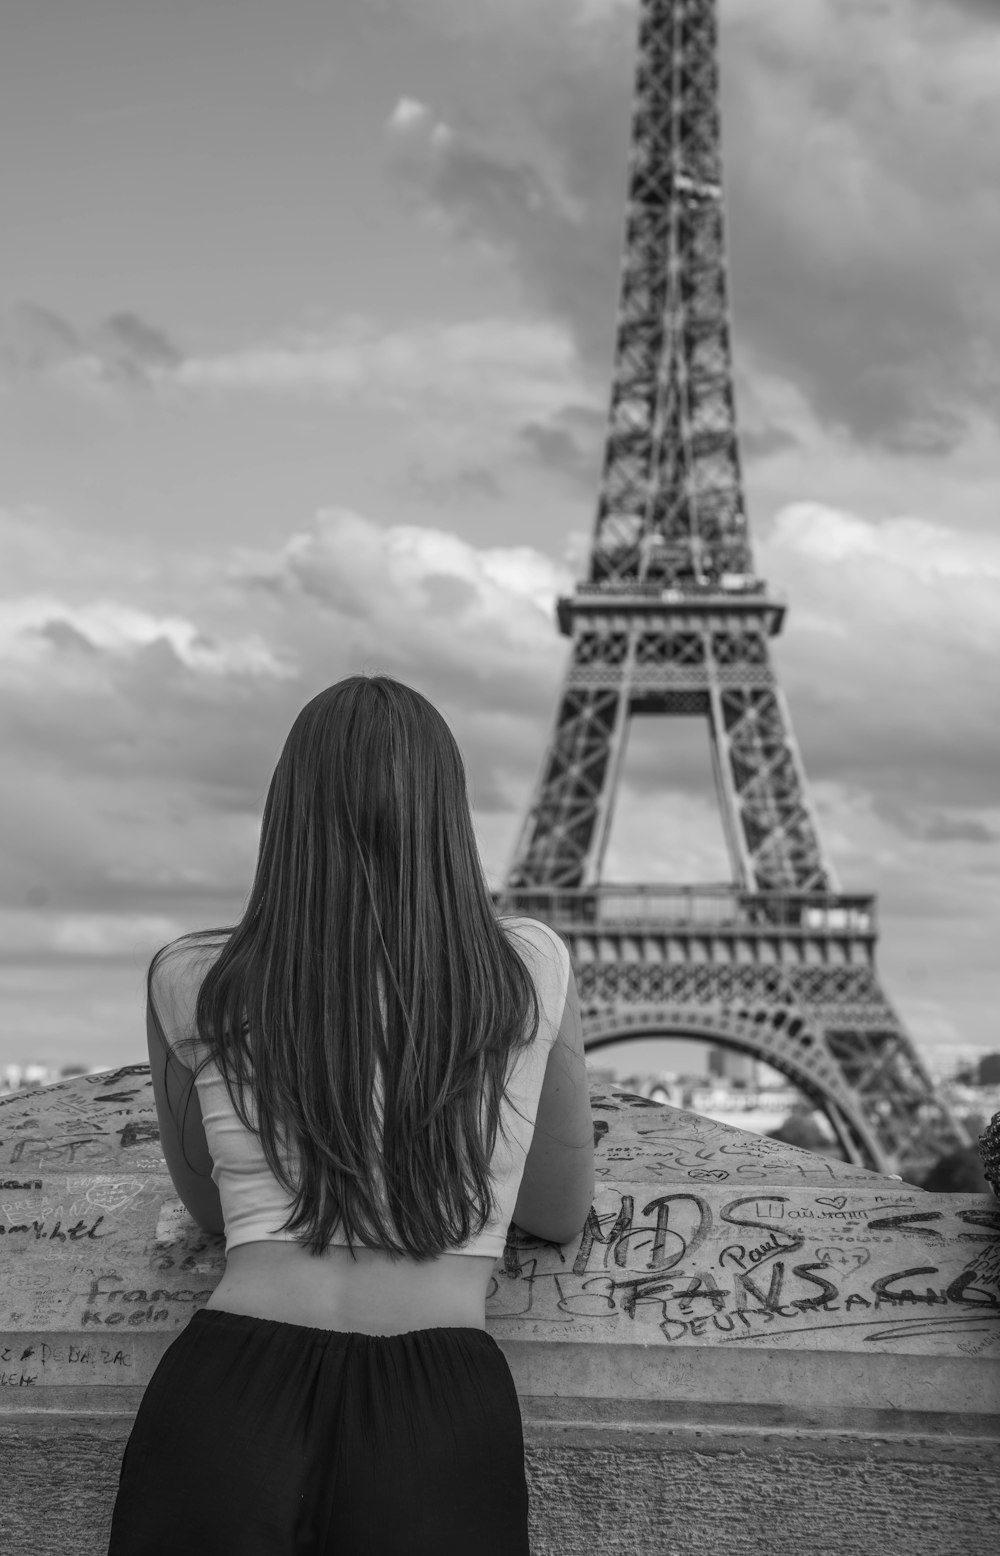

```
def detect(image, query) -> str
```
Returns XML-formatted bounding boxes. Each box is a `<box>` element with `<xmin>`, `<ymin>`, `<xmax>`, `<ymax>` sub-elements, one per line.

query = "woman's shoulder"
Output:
<box><xmin>149</xmin><ymin>934</ymin><xmax>228</xmax><ymax>1029</ymax></box>
<box><xmin>498</xmin><ymin>915</ymin><xmax>570</xmax><ymax>980</ymax></box>
<box><xmin>151</xmin><ymin>932</ymin><xmax>226</xmax><ymax>985</ymax></box>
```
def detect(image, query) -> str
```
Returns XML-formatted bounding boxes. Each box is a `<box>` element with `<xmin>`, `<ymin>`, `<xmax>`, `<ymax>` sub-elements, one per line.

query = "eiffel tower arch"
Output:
<box><xmin>497</xmin><ymin>0</ymin><xmax>970</xmax><ymax>1179</ymax></box>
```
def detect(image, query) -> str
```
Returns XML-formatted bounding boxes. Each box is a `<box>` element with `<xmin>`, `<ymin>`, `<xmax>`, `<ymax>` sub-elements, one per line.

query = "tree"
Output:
<box><xmin>977</xmin><ymin>1053</ymin><xmax>1000</xmax><ymax>1086</ymax></box>
<box><xmin>921</xmin><ymin>1147</ymin><xmax>993</xmax><ymax>1195</ymax></box>
<box><xmin>767</xmin><ymin>1113</ymin><xmax>835</xmax><ymax>1155</ymax></box>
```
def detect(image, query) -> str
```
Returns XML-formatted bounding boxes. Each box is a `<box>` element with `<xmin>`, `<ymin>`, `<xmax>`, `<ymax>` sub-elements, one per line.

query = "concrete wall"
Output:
<box><xmin>1</xmin><ymin>1070</ymin><xmax>997</xmax><ymax>1554</ymax></box>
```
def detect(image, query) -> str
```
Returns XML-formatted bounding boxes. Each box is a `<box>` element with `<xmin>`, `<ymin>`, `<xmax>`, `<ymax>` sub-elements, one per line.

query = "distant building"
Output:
<box><xmin>707</xmin><ymin>1046</ymin><xmax>757</xmax><ymax>1089</ymax></box>
<box><xmin>1</xmin><ymin>1061</ymin><xmax>106</xmax><ymax>1094</ymax></box>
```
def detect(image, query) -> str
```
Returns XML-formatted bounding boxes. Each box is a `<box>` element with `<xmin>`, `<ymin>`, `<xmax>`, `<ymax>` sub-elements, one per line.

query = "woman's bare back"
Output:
<box><xmin>205</xmin><ymin>1241</ymin><xmax>498</xmax><ymax>1335</ymax></box>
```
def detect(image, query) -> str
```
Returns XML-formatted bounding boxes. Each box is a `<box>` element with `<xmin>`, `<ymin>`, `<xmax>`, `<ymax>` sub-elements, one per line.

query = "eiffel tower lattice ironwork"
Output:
<box><xmin>497</xmin><ymin>0</ymin><xmax>970</xmax><ymax>1178</ymax></box>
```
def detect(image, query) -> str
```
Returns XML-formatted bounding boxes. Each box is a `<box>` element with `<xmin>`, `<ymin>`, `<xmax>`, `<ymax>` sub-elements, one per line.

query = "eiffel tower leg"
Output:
<box><xmin>817</xmin><ymin>985</ymin><xmax>973</xmax><ymax>1177</ymax></box>
<box><xmin>591</xmin><ymin>642</ymin><xmax>637</xmax><ymax>885</ymax></box>
<box><xmin>507</xmin><ymin>675</ymin><xmax>625</xmax><ymax>891</ymax></box>
<box><xmin>823</xmin><ymin>1097</ymin><xmax>867</xmax><ymax>1167</ymax></box>
<box><xmin>714</xmin><ymin>675</ymin><xmax>833</xmax><ymax>895</ymax></box>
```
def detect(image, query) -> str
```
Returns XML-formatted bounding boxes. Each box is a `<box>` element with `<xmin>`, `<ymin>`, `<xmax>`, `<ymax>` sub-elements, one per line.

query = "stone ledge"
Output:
<box><xmin>5</xmin><ymin>1399</ymin><xmax>994</xmax><ymax>1456</ymax></box>
<box><xmin>1</xmin><ymin>1071</ymin><xmax>997</xmax><ymax>1554</ymax></box>
<box><xmin>493</xmin><ymin>1337</ymin><xmax>999</xmax><ymax>1418</ymax></box>
<box><xmin>520</xmin><ymin>1420</ymin><xmax>995</xmax><ymax>1467</ymax></box>
<box><xmin>521</xmin><ymin>1392</ymin><xmax>1000</xmax><ymax>1439</ymax></box>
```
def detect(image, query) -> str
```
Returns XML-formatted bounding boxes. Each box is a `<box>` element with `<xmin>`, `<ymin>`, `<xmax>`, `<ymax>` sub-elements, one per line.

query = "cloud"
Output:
<box><xmin>0</xmin><ymin>909</ymin><xmax>188</xmax><ymax>960</ymax></box>
<box><xmin>8</xmin><ymin>307</ymin><xmax>588</xmax><ymax>434</ymax></box>
<box><xmin>740</xmin><ymin>426</ymin><xmax>800</xmax><ymax>461</ymax></box>
<box><xmin>0</xmin><ymin>501</ymin><xmax>306</xmax><ymax>877</ymax></box>
<box><xmin>288</xmin><ymin>53</ymin><xmax>340</xmax><ymax>96</ymax></box>
<box><xmin>0</xmin><ymin>502</ymin><xmax>581</xmax><ymax>944</ymax></box>
<box><xmin>382</xmin><ymin>0</ymin><xmax>1000</xmax><ymax>455</ymax></box>
<box><xmin>386</xmin><ymin>96</ymin><xmax>435</xmax><ymax>135</ymax></box>
<box><xmin>0</xmin><ymin>595</ymin><xmax>296</xmax><ymax>680</ymax></box>
<box><xmin>93</xmin><ymin>312</ymin><xmax>181</xmax><ymax>377</ymax></box>
<box><xmin>400</xmin><ymin>0</ymin><xmax>637</xmax><ymax>44</ymax></box>
<box><xmin>2</xmin><ymin>303</ymin><xmax>82</xmax><ymax>372</ymax></box>
<box><xmin>0</xmin><ymin>305</ymin><xmax>600</xmax><ymax>486</ymax></box>
<box><xmin>944</xmin><ymin>0</ymin><xmax>1000</xmax><ymax>17</ymax></box>
<box><xmin>718</xmin><ymin>0</ymin><xmax>1000</xmax><ymax>454</ymax></box>
<box><xmin>1</xmin><ymin>504</ymin><xmax>86</xmax><ymax>587</ymax></box>
<box><xmin>384</xmin><ymin>69</ymin><xmax>626</xmax><ymax>377</ymax></box>
<box><xmin>227</xmin><ymin>505</ymin><xmax>570</xmax><ymax>730</ymax></box>
<box><xmin>516</xmin><ymin>402</ymin><xmax>606</xmax><ymax>485</ymax></box>
<box><xmin>174</xmin><ymin>316</ymin><xmax>581</xmax><ymax>416</ymax></box>
<box><xmin>1</xmin><ymin>303</ymin><xmax>183</xmax><ymax>391</ymax></box>
<box><xmin>518</xmin><ymin>421</ymin><xmax>585</xmax><ymax>474</ymax></box>
<box><xmin>762</xmin><ymin>503</ymin><xmax>1000</xmax><ymax>807</ymax></box>
<box><xmin>874</xmin><ymin>799</ymin><xmax>998</xmax><ymax>846</ymax></box>
<box><xmin>404</xmin><ymin>460</ymin><xmax>505</xmax><ymax>502</ymax></box>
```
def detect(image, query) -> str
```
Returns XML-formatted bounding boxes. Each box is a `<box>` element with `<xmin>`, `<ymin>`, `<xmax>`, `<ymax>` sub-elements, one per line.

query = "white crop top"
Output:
<box><xmin>152</xmin><ymin>916</ymin><xmax>570</xmax><ymax>1261</ymax></box>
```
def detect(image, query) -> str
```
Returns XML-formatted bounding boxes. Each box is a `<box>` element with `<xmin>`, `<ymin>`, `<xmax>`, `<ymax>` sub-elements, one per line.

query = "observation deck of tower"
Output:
<box><xmin>497</xmin><ymin>0</ymin><xmax>970</xmax><ymax>1179</ymax></box>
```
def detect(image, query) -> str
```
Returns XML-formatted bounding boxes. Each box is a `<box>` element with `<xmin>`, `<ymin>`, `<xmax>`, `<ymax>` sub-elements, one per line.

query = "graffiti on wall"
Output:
<box><xmin>588</xmin><ymin>1091</ymin><xmax>899</xmax><ymax>1186</ymax></box>
<box><xmin>488</xmin><ymin>1183</ymin><xmax>1000</xmax><ymax>1353</ymax></box>
<box><xmin>0</xmin><ymin>1072</ymin><xmax>996</xmax><ymax>1391</ymax></box>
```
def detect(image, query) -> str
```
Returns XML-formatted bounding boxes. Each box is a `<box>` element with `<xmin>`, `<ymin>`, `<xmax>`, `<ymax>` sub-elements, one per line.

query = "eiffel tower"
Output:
<box><xmin>496</xmin><ymin>0</ymin><xmax>970</xmax><ymax>1179</ymax></box>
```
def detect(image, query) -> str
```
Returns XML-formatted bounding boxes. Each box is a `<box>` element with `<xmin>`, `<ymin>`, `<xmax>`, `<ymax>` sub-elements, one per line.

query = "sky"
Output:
<box><xmin>2</xmin><ymin>0</ymin><xmax>999</xmax><ymax>1084</ymax></box>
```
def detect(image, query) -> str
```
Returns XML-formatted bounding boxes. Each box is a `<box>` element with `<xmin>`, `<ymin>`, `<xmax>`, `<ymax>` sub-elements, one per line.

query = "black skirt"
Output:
<box><xmin>107</xmin><ymin>1306</ymin><xmax>530</xmax><ymax>1555</ymax></box>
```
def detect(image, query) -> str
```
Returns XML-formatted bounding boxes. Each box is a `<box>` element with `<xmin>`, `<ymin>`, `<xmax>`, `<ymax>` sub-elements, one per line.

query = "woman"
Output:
<box><xmin>107</xmin><ymin>675</ymin><xmax>595</xmax><ymax>1556</ymax></box>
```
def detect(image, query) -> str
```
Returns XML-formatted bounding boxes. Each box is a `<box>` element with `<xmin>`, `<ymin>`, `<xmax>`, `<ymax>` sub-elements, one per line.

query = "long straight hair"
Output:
<box><xmin>154</xmin><ymin>675</ymin><xmax>539</xmax><ymax>1262</ymax></box>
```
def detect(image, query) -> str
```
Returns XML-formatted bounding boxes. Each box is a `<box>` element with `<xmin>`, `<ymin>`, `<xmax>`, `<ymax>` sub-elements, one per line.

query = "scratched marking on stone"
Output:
<box><xmin>83</xmin><ymin>1178</ymin><xmax>148</xmax><ymax>1216</ymax></box>
<box><xmin>0</xmin><ymin>1071</ymin><xmax>997</xmax><ymax>1373</ymax></box>
<box><xmin>486</xmin><ymin>1186</ymin><xmax>1000</xmax><ymax>1353</ymax></box>
<box><xmin>589</xmin><ymin>1095</ymin><xmax>898</xmax><ymax>1187</ymax></box>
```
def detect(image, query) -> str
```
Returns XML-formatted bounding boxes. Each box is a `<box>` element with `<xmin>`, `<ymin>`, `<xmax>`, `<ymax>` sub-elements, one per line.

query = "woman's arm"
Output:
<box><xmin>147</xmin><ymin>963</ymin><xmax>225</xmax><ymax>1236</ymax></box>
